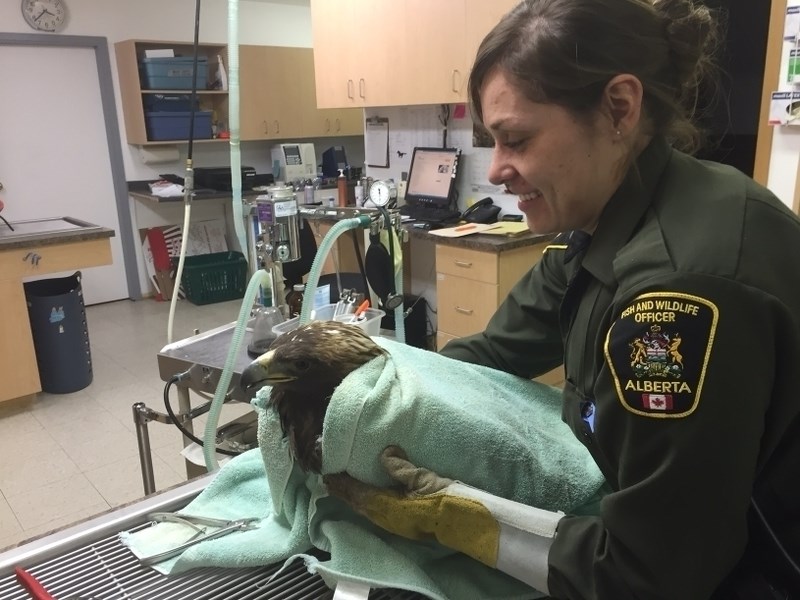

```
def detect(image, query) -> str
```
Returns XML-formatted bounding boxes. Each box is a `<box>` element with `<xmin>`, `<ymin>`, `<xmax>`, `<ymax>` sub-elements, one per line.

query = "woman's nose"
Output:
<box><xmin>486</xmin><ymin>149</ymin><xmax>513</xmax><ymax>186</ymax></box>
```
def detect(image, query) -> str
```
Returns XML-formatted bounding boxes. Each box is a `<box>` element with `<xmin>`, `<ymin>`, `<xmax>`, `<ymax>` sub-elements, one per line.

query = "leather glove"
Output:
<box><xmin>324</xmin><ymin>445</ymin><xmax>563</xmax><ymax>594</ymax></box>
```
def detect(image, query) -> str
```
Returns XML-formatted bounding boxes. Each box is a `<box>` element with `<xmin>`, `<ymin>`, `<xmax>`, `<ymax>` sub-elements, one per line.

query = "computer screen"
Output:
<box><xmin>404</xmin><ymin>147</ymin><xmax>461</xmax><ymax>209</ymax></box>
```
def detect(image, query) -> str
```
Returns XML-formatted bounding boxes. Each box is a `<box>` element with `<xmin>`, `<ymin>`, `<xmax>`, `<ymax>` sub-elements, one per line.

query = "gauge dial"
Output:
<box><xmin>368</xmin><ymin>180</ymin><xmax>397</xmax><ymax>207</ymax></box>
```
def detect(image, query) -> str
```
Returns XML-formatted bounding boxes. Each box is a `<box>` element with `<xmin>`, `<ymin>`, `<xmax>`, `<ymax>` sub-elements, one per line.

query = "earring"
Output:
<box><xmin>615</xmin><ymin>130</ymin><xmax>621</xmax><ymax>136</ymax></box>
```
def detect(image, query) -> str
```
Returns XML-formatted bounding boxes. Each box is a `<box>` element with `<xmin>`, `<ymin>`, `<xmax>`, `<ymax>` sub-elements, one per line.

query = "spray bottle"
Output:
<box><xmin>337</xmin><ymin>168</ymin><xmax>348</xmax><ymax>207</ymax></box>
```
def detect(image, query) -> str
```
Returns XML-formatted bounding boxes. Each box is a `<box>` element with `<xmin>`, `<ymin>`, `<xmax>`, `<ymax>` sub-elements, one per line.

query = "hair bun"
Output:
<box><xmin>653</xmin><ymin>0</ymin><xmax>718</xmax><ymax>90</ymax></box>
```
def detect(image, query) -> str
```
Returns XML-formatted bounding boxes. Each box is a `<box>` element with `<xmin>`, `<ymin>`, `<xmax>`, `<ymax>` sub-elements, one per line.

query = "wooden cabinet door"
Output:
<box><xmin>403</xmin><ymin>0</ymin><xmax>468</xmax><ymax>104</ymax></box>
<box><xmin>464</xmin><ymin>0</ymin><xmax>518</xmax><ymax>68</ymax></box>
<box><xmin>327</xmin><ymin>107</ymin><xmax>364</xmax><ymax>136</ymax></box>
<box><xmin>355</xmin><ymin>0</ymin><xmax>466</xmax><ymax>106</ymax></box>
<box><xmin>239</xmin><ymin>45</ymin><xmax>270</xmax><ymax>140</ymax></box>
<box><xmin>310</xmin><ymin>0</ymin><xmax>359</xmax><ymax>108</ymax></box>
<box><xmin>240</xmin><ymin>45</ymin><xmax>305</xmax><ymax>140</ymax></box>
<box><xmin>296</xmin><ymin>47</ymin><xmax>363</xmax><ymax>138</ymax></box>
<box><xmin>310</xmin><ymin>0</ymin><xmax>521</xmax><ymax>107</ymax></box>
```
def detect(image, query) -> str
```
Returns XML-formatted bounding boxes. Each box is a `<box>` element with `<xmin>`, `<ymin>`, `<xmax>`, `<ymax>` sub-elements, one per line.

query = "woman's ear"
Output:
<box><xmin>601</xmin><ymin>74</ymin><xmax>644</xmax><ymax>136</ymax></box>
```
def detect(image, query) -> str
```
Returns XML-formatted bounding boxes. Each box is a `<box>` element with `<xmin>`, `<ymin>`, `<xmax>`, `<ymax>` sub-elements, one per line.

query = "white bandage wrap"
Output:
<box><xmin>449</xmin><ymin>482</ymin><xmax>563</xmax><ymax>594</ymax></box>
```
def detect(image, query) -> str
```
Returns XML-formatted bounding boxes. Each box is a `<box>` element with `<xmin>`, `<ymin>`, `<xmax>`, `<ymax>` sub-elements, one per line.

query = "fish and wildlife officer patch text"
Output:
<box><xmin>604</xmin><ymin>292</ymin><xmax>718</xmax><ymax>418</ymax></box>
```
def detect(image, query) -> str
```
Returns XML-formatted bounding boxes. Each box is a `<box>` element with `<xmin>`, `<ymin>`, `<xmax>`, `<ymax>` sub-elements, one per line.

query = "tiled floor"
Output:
<box><xmin>0</xmin><ymin>296</ymin><xmax>253</xmax><ymax>551</ymax></box>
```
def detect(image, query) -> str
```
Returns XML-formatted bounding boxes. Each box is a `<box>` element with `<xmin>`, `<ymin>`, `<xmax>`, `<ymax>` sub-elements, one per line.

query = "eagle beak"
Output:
<box><xmin>240</xmin><ymin>350</ymin><xmax>296</xmax><ymax>392</ymax></box>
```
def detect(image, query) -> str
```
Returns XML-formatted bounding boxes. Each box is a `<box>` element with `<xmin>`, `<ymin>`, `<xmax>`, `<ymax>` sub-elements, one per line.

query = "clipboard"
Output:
<box><xmin>366</xmin><ymin>116</ymin><xmax>390</xmax><ymax>167</ymax></box>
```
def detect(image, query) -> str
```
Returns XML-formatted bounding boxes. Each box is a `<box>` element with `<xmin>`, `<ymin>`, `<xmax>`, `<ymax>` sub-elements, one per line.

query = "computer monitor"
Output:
<box><xmin>404</xmin><ymin>147</ymin><xmax>461</xmax><ymax>209</ymax></box>
<box><xmin>322</xmin><ymin>145</ymin><xmax>348</xmax><ymax>178</ymax></box>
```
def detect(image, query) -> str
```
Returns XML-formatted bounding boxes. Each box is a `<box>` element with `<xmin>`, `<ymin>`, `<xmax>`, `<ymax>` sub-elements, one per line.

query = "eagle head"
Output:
<box><xmin>240</xmin><ymin>320</ymin><xmax>386</xmax><ymax>472</ymax></box>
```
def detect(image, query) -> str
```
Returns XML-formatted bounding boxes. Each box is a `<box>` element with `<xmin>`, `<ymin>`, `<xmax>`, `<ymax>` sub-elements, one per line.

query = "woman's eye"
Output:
<box><xmin>505</xmin><ymin>138</ymin><xmax>527</xmax><ymax>149</ymax></box>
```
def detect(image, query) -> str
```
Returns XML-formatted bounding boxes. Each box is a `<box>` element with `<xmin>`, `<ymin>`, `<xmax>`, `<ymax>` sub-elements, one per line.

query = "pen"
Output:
<box><xmin>454</xmin><ymin>224</ymin><xmax>477</xmax><ymax>232</ymax></box>
<box><xmin>349</xmin><ymin>299</ymin><xmax>370</xmax><ymax>323</ymax></box>
<box><xmin>15</xmin><ymin>566</ymin><xmax>56</xmax><ymax>600</ymax></box>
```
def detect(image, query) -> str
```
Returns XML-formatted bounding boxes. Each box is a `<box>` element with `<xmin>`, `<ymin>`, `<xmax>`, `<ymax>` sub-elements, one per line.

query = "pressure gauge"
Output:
<box><xmin>368</xmin><ymin>180</ymin><xmax>397</xmax><ymax>207</ymax></box>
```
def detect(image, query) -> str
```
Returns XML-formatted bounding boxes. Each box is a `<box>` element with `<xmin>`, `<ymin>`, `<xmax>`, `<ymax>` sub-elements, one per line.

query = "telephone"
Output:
<box><xmin>463</xmin><ymin>197</ymin><xmax>501</xmax><ymax>224</ymax></box>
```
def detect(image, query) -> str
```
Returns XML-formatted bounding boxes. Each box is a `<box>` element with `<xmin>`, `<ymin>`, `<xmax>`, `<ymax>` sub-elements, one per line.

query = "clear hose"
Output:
<box><xmin>166</xmin><ymin>186</ymin><xmax>192</xmax><ymax>344</ymax></box>
<box><xmin>228</xmin><ymin>0</ymin><xmax>248</xmax><ymax>260</ymax></box>
<box><xmin>299</xmin><ymin>216</ymin><xmax>371</xmax><ymax>326</ymax></box>
<box><xmin>203</xmin><ymin>268</ymin><xmax>270</xmax><ymax>472</ymax></box>
<box><xmin>392</xmin><ymin>231</ymin><xmax>405</xmax><ymax>344</ymax></box>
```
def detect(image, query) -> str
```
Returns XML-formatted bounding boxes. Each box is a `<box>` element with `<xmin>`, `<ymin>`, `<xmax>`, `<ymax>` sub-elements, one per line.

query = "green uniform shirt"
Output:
<box><xmin>441</xmin><ymin>137</ymin><xmax>800</xmax><ymax>599</ymax></box>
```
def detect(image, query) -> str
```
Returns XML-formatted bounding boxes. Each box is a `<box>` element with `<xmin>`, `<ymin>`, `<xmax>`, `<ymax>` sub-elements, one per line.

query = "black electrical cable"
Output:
<box><xmin>350</xmin><ymin>228</ymin><xmax>370</xmax><ymax>299</ymax></box>
<box><xmin>379</xmin><ymin>206</ymin><xmax>401</xmax><ymax>311</ymax></box>
<box><xmin>163</xmin><ymin>375</ymin><xmax>240</xmax><ymax>457</ymax></box>
<box><xmin>186</xmin><ymin>0</ymin><xmax>202</xmax><ymax>161</ymax></box>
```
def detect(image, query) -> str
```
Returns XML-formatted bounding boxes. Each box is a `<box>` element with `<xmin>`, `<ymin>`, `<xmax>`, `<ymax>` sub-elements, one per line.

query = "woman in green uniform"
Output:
<box><xmin>326</xmin><ymin>0</ymin><xmax>800</xmax><ymax>597</ymax></box>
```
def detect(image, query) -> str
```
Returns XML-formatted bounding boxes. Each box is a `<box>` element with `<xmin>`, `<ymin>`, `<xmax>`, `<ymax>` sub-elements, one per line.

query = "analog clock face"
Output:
<box><xmin>368</xmin><ymin>180</ymin><xmax>397</xmax><ymax>207</ymax></box>
<box><xmin>21</xmin><ymin>0</ymin><xmax>66</xmax><ymax>32</ymax></box>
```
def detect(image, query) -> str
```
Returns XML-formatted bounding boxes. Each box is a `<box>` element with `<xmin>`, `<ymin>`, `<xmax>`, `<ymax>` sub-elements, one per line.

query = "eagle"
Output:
<box><xmin>240</xmin><ymin>320</ymin><xmax>386</xmax><ymax>473</ymax></box>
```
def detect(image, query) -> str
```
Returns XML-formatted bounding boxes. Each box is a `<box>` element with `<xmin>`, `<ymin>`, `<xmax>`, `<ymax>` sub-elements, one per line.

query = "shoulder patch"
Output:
<box><xmin>604</xmin><ymin>292</ymin><xmax>718</xmax><ymax>419</ymax></box>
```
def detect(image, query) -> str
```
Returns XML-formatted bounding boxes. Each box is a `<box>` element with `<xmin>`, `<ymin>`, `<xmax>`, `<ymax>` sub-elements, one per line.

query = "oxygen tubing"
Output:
<box><xmin>166</xmin><ymin>178</ymin><xmax>193</xmax><ymax>344</ymax></box>
<box><xmin>203</xmin><ymin>269</ymin><xmax>270</xmax><ymax>472</ymax></box>
<box><xmin>383</xmin><ymin>213</ymin><xmax>406</xmax><ymax>344</ymax></box>
<box><xmin>227</xmin><ymin>0</ymin><xmax>248</xmax><ymax>259</ymax></box>
<box><xmin>392</xmin><ymin>236</ymin><xmax>406</xmax><ymax>344</ymax></box>
<box><xmin>299</xmin><ymin>216</ymin><xmax>372</xmax><ymax>326</ymax></box>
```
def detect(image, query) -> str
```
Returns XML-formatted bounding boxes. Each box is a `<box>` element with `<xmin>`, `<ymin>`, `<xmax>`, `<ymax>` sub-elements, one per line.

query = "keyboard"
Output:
<box><xmin>399</xmin><ymin>204</ymin><xmax>461</xmax><ymax>223</ymax></box>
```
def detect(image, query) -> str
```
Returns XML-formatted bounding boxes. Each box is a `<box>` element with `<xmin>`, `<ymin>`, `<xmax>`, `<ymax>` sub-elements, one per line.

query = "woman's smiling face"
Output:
<box><xmin>480</xmin><ymin>68</ymin><xmax>628</xmax><ymax>235</ymax></box>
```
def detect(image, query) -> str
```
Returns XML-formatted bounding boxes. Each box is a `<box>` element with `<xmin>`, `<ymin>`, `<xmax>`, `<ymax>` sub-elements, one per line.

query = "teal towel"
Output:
<box><xmin>122</xmin><ymin>338</ymin><xmax>606</xmax><ymax>599</ymax></box>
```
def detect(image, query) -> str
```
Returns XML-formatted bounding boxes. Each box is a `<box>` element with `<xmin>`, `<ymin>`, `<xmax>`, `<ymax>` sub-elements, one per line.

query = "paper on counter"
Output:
<box><xmin>428</xmin><ymin>221</ymin><xmax>530</xmax><ymax>238</ymax></box>
<box><xmin>479</xmin><ymin>222</ymin><xmax>530</xmax><ymax>236</ymax></box>
<box><xmin>427</xmin><ymin>223</ymin><xmax>497</xmax><ymax>237</ymax></box>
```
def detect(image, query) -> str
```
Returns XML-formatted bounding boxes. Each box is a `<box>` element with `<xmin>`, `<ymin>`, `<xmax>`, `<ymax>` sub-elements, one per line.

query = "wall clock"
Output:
<box><xmin>21</xmin><ymin>0</ymin><xmax>67</xmax><ymax>32</ymax></box>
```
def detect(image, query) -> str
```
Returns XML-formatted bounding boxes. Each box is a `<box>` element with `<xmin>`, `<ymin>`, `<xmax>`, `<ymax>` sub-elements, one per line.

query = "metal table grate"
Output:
<box><xmin>0</xmin><ymin>523</ymin><xmax>425</xmax><ymax>599</ymax></box>
<box><xmin>0</xmin><ymin>474</ymin><xmax>427</xmax><ymax>600</ymax></box>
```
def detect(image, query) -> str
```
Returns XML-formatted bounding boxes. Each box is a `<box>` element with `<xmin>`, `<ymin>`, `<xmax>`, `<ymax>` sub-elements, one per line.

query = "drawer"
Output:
<box><xmin>436</xmin><ymin>244</ymin><xmax>498</xmax><ymax>284</ymax></box>
<box><xmin>0</xmin><ymin>238</ymin><xmax>112</xmax><ymax>282</ymax></box>
<box><xmin>436</xmin><ymin>330</ymin><xmax>459</xmax><ymax>351</ymax></box>
<box><xmin>437</xmin><ymin>273</ymin><xmax>497</xmax><ymax>336</ymax></box>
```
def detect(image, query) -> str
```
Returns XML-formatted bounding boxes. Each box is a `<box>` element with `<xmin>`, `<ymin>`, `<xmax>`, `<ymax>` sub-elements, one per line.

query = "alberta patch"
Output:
<box><xmin>604</xmin><ymin>292</ymin><xmax>718</xmax><ymax>418</ymax></box>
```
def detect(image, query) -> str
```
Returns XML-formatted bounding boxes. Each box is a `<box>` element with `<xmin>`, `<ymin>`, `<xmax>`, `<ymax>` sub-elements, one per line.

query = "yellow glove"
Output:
<box><xmin>324</xmin><ymin>446</ymin><xmax>563</xmax><ymax>593</ymax></box>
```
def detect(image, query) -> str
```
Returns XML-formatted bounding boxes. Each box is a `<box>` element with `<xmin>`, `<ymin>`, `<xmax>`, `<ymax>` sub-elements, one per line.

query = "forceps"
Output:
<box><xmin>138</xmin><ymin>512</ymin><xmax>260</xmax><ymax>566</ymax></box>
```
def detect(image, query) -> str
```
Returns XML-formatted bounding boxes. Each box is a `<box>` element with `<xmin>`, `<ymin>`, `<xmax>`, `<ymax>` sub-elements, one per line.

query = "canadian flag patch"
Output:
<box><xmin>642</xmin><ymin>394</ymin><xmax>673</xmax><ymax>410</ymax></box>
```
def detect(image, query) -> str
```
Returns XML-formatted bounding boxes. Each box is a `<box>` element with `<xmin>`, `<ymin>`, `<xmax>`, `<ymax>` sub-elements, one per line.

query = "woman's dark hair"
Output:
<box><xmin>468</xmin><ymin>0</ymin><xmax>721</xmax><ymax>154</ymax></box>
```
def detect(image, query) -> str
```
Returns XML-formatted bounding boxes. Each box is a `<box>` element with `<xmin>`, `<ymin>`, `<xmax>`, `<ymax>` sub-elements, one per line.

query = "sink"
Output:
<box><xmin>0</xmin><ymin>216</ymin><xmax>103</xmax><ymax>245</ymax></box>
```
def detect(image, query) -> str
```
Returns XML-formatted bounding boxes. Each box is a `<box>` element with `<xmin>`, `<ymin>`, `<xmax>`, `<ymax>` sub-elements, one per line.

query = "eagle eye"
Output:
<box><xmin>294</xmin><ymin>359</ymin><xmax>311</xmax><ymax>372</ymax></box>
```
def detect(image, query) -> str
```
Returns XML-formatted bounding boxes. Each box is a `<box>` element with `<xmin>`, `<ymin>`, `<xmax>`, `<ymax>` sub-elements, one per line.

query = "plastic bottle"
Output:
<box><xmin>337</xmin><ymin>169</ymin><xmax>348</xmax><ymax>207</ymax></box>
<box><xmin>286</xmin><ymin>283</ymin><xmax>305</xmax><ymax>318</ymax></box>
<box><xmin>304</xmin><ymin>182</ymin><xmax>315</xmax><ymax>205</ymax></box>
<box><xmin>354</xmin><ymin>180</ymin><xmax>364</xmax><ymax>206</ymax></box>
<box><xmin>247</xmin><ymin>304</ymin><xmax>284</xmax><ymax>357</ymax></box>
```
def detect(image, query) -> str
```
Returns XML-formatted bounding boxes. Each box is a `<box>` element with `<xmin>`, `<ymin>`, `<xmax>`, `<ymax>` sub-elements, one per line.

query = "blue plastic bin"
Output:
<box><xmin>140</xmin><ymin>57</ymin><xmax>208</xmax><ymax>90</ymax></box>
<box><xmin>143</xmin><ymin>94</ymin><xmax>198</xmax><ymax>112</ymax></box>
<box><xmin>145</xmin><ymin>111</ymin><xmax>213</xmax><ymax>141</ymax></box>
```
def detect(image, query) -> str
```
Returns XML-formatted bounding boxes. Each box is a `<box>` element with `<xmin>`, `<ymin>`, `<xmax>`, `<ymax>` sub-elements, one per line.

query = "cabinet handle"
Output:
<box><xmin>263</xmin><ymin>120</ymin><xmax>268</xmax><ymax>135</ymax></box>
<box><xmin>359</xmin><ymin>78</ymin><xmax>366</xmax><ymax>99</ymax></box>
<box><xmin>274</xmin><ymin>120</ymin><xmax>280</xmax><ymax>134</ymax></box>
<box><xmin>452</xmin><ymin>69</ymin><xmax>461</xmax><ymax>93</ymax></box>
<box><xmin>347</xmin><ymin>79</ymin><xmax>354</xmax><ymax>99</ymax></box>
<box><xmin>455</xmin><ymin>306</ymin><xmax>474</xmax><ymax>315</ymax></box>
<box><xmin>325</xmin><ymin>118</ymin><xmax>331</xmax><ymax>133</ymax></box>
<box><xmin>454</xmin><ymin>260</ymin><xmax>473</xmax><ymax>268</ymax></box>
<box><xmin>335</xmin><ymin>118</ymin><xmax>341</xmax><ymax>132</ymax></box>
